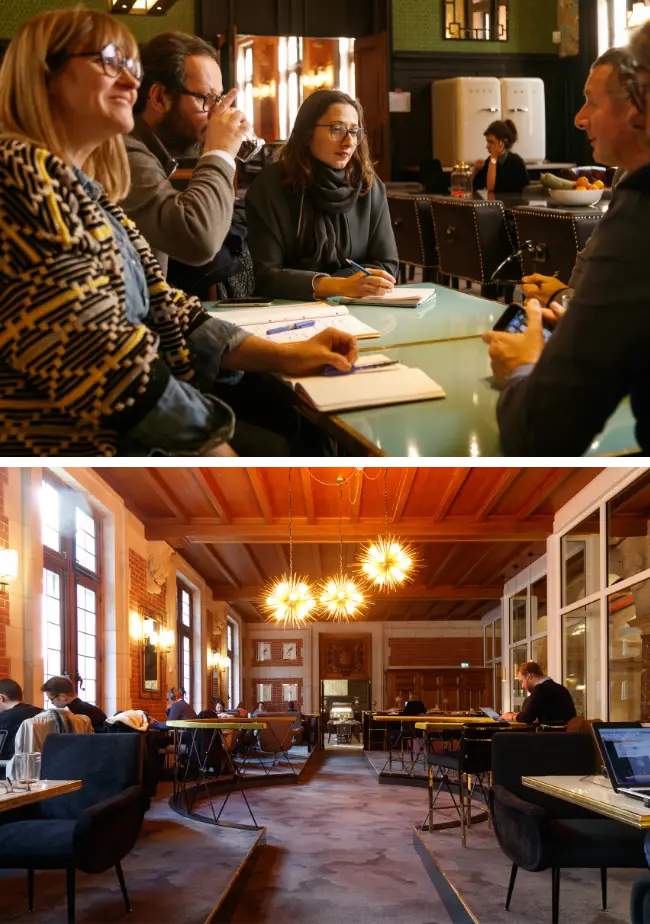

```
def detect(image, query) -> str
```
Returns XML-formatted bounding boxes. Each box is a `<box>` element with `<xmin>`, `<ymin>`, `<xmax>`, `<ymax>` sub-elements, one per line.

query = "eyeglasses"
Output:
<box><xmin>177</xmin><ymin>89</ymin><xmax>226</xmax><ymax>112</ymax></box>
<box><xmin>315</xmin><ymin>121</ymin><xmax>366</xmax><ymax>144</ymax></box>
<box><xmin>67</xmin><ymin>43</ymin><xmax>142</xmax><ymax>85</ymax></box>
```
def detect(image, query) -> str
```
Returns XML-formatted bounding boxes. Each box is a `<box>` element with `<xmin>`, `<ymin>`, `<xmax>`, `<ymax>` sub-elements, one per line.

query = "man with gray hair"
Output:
<box><xmin>521</xmin><ymin>45</ymin><xmax>650</xmax><ymax>309</ymax></box>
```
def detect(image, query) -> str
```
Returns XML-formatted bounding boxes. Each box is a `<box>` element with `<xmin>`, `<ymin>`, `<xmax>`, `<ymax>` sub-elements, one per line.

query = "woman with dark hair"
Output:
<box><xmin>473</xmin><ymin>118</ymin><xmax>530</xmax><ymax>194</ymax></box>
<box><xmin>246</xmin><ymin>88</ymin><xmax>399</xmax><ymax>300</ymax></box>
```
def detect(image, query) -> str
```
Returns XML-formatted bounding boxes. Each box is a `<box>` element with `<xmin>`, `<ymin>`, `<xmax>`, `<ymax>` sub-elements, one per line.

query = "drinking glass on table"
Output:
<box><xmin>10</xmin><ymin>752</ymin><xmax>41</xmax><ymax>788</ymax></box>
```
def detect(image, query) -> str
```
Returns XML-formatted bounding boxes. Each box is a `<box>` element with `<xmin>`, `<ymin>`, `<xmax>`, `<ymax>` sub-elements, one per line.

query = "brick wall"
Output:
<box><xmin>388</xmin><ymin>637</ymin><xmax>484</xmax><ymax>668</ymax></box>
<box><xmin>0</xmin><ymin>469</ymin><xmax>8</xmax><ymax>679</ymax></box>
<box><xmin>128</xmin><ymin>549</ymin><xmax>168</xmax><ymax>722</ymax></box>
<box><xmin>251</xmin><ymin>637</ymin><xmax>304</xmax><ymax>667</ymax></box>
<box><xmin>250</xmin><ymin>678</ymin><xmax>303</xmax><ymax>712</ymax></box>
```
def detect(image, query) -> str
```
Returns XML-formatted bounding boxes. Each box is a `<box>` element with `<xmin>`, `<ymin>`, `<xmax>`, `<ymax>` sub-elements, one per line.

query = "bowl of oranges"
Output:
<box><xmin>547</xmin><ymin>175</ymin><xmax>605</xmax><ymax>206</ymax></box>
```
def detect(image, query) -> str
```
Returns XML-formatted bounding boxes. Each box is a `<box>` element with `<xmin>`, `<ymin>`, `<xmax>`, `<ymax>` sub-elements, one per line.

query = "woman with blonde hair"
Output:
<box><xmin>0</xmin><ymin>9</ymin><xmax>357</xmax><ymax>456</ymax></box>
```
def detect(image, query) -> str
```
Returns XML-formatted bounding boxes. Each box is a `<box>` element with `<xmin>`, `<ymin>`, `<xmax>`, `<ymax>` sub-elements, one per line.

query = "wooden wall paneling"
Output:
<box><xmin>200</xmin><ymin>0</ymin><xmax>389</xmax><ymax>39</ymax></box>
<box><xmin>388</xmin><ymin>636</ymin><xmax>483</xmax><ymax>667</ymax></box>
<box><xmin>319</xmin><ymin>633</ymin><xmax>372</xmax><ymax>679</ymax></box>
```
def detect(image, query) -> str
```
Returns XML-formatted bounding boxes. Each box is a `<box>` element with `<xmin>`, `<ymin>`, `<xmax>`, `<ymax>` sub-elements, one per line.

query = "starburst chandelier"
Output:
<box><xmin>318</xmin><ymin>479</ymin><xmax>369</xmax><ymax>622</ymax></box>
<box><xmin>357</xmin><ymin>469</ymin><xmax>418</xmax><ymax>591</ymax></box>
<box><xmin>261</xmin><ymin>468</ymin><xmax>316</xmax><ymax>627</ymax></box>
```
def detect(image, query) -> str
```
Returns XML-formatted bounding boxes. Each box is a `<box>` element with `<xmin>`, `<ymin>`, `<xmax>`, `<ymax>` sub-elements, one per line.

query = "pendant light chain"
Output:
<box><xmin>339</xmin><ymin>480</ymin><xmax>344</xmax><ymax>576</ymax></box>
<box><xmin>289</xmin><ymin>466</ymin><xmax>293</xmax><ymax>578</ymax></box>
<box><xmin>383</xmin><ymin>468</ymin><xmax>389</xmax><ymax>535</ymax></box>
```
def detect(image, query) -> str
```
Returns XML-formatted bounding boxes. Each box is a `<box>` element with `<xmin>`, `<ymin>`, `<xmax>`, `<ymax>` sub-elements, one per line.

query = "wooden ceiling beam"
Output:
<box><xmin>143</xmin><ymin>468</ymin><xmax>188</xmax><ymax>520</ymax></box>
<box><xmin>191</xmin><ymin>469</ymin><xmax>231</xmax><ymax>523</ymax></box>
<box><xmin>455</xmin><ymin>546</ymin><xmax>497</xmax><ymax>585</ymax></box>
<box><xmin>392</xmin><ymin>469</ymin><xmax>417</xmax><ymax>523</ymax></box>
<box><xmin>426</xmin><ymin>546</ymin><xmax>460</xmax><ymax>588</ymax></box>
<box><xmin>246</xmin><ymin>468</ymin><xmax>274</xmax><ymax>524</ymax></box>
<box><xmin>300</xmin><ymin>469</ymin><xmax>316</xmax><ymax>524</ymax></box>
<box><xmin>209</xmin><ymin>583</ymin><xmax>503</xmax><ymax>601</ymax></box>
<box><xmin>144</xmin><ymin>516</ymin><xmax>552</xmax><ymax>543</ymax></box>
<box><xmin>432</xmin><ymin>468</ymin><xmax>471</xmax><ymax>522</ymax></box>
<box><xmin>239</xmin><ymin>543</ymin><xmax>265</xmax><ymax>584</ymax></box>
<box><xmin>475</xmin><ymin>470</ymin><xmax>522</xmax><ymax>522</ymax></box>
<box><xmin>202</xmin><ymin>545</ymin><xmax>240</xmax><ymax>588</ymax></box>
<box><xmin>516</xmin><ymin>469</ymin><xmax>573</xmax><ymax>520</ymax></box>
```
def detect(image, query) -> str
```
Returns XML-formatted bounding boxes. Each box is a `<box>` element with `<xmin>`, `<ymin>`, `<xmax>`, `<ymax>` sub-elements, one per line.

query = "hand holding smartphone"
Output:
<box><xmin>493</xmin><ymin>302</ymin><xmax>553</xmax><ymax>342</ymax></box>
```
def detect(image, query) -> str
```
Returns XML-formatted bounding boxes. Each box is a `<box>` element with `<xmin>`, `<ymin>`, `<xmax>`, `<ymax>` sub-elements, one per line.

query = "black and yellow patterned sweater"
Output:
<box><xmin>0</xmin><ymin>138</ymin><xmax>241</xmax><ymax>456</ymax></box>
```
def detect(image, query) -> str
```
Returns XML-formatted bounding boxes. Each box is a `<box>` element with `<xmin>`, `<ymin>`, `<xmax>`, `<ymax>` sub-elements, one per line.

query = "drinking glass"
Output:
<box><xmin>237</xmin><ymin>131</ymin><xmax>265</xmax><ymax>163</ymax></box>
<box><xmin>10</xmin><ymin>752</ymin><xmax>41</xmax><ymax>788</ymax></box>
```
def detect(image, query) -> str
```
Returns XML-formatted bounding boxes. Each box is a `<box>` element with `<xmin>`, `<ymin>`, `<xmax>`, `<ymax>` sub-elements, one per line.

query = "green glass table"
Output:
<box><xmin>315</xmin><ymin>339</ymin><xmax>638</xmax><ymax>458</ymax></box>
<box><xmin>204</xmin><ymin>283</ymin><xmax>497</xmax><ymax>351</ymax></box>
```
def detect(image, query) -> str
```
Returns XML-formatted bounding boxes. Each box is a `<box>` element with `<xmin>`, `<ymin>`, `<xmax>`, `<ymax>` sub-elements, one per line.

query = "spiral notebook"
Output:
<box><xmin>287</xmin><ymin>354</ymin><xmax>446</xmax><ymax>413</ymax></box>
<box><xmin>335</xmin><ymin>287</ymin><xmax>437</xmax><ymax>309</ymax></box>
<box><xmin>208</xmin><ymin>302</ymin><xmax>379</xmax><ymax>342</ymax></box>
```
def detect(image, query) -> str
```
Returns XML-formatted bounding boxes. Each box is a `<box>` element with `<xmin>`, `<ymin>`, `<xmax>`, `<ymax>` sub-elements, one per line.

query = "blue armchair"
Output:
<box><xmin>0</xmin><ymin>734</ymin><xmax>145</xmax><ymax>923</ymax></box>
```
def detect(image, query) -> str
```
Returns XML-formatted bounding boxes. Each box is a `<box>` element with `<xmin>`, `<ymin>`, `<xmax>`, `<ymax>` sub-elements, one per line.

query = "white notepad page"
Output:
<box><xmin>208</xmin><ymin>302</ymin><xmax>379</xmax><ymax>341</ymax></box>
<box><xmin>337</xmin><ymin>286</ymin><xmax>437</xmax><ymax>308</ymax></box>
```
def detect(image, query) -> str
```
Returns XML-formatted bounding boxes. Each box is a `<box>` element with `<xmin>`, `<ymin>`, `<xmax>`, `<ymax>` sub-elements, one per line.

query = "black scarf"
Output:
<box><xmin>297</xmin><ymin>159</ymin><xmax>362</xmax><ymax>272</ymax></box>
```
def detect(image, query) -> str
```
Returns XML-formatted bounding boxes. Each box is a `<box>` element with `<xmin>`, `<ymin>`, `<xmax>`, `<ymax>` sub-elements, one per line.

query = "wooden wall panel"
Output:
<box><xmin>320</xmin><ymin>633</ymin><xmax>372</xmax><ymax>679</ymax></box>
<box><xmin>389</xmin><ymin>637</ymin><xmax>483</xmax><ymax>667</ymax></box>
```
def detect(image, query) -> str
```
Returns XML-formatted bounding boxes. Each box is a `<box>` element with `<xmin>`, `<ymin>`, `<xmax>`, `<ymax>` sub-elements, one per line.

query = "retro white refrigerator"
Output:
<box><xmin>500</xmin><ymin>77</ymin><xmax>546</xmax><ymax>163</ymax></box>
<box><xmin>431</xmin><ymin>76</ymin><xmax>546</xmax><ymax>166</ymax></box>
<box><xmin>431</xmin><ymin>77</ymin><xmax>502</xmax><ymax>166</ymax></box>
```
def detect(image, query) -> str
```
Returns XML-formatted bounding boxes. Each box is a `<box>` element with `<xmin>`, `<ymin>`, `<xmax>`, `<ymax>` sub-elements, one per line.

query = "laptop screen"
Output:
<box><xmin>595</xmin><ymin>725</ymin><xmax>650</xmax><ymax>788</ymax></box>
<box><xmin>479</xmin><ymin>706</ymin><xmax>501</xmax><ymax>721</ymax></box>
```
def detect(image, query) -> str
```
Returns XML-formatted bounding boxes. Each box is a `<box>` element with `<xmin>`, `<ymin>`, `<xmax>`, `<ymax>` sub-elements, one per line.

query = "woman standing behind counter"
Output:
<box><xmin>246</xmin><ymin>88</ymin><xmax>399</xmax><ymax>301</ymax></box>
<box><xmin>473</xmin><ymin>119</ymin><xmax>530</xmax><ymax>195</ymax></box>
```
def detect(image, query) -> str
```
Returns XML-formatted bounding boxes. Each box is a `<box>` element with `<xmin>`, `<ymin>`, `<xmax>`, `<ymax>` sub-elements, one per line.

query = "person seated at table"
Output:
<box><xmin>472</xmin><ymin>119</ymin><xmax>529</xmax><ymax>195</ymax></box>
<box><xmin>0</xmin><ymin>9</ymin><xmax>359</xmax><ymax>458</ymax></box>
<box><xmin>236</xmin><ymin>701</ymin><xmax>249</xmax><ymax>716</ymax></box>
<box><xmin>41</xmin><ymin>676</ymin><xmax>107</xmax><ymax>730</ymax></box>
<box><xmin>251</xmin><ymin>701</ymin><xmax>266</xmax><ymax>716</ymax></box>
<box><xmin>387</xmin><ymin>695</ymin><xmax>405</xmax><ymax>715</ymax></box>
<box><xmin>0</xmin><ymin>679</ymin><xmax>42</xmax><ymax>761</ymax></box>
<box><xmin>501</xmin><ymin>661</ymin><xmax>577</xmax><ymax>724</ymax></box>
<box><xmin>402</xmin><ymin>691</ymin><xmax>426</xmax><ymax>716</ymax></box>
<box><xmin>520</xmin><ymin>46</ymin><xmax>650</xmax><ymax>310</ymax></box>
<box><xmin>482</xmin><ymin>27</ymin><xmax>650</xmax><ymax>456</ymax></box>
<box><xmin>246</xmin><ymin>88</ymin><xmax>399</xmax><ymax>301</ymax></box>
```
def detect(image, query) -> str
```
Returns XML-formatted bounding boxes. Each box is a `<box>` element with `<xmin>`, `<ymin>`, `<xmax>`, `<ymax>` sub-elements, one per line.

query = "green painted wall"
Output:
<box><xmin>0</xmin><ymin>0</ymin><xmax>196</xmax><ymax>42</ymax></box>
<box><xmin>392</xmin><ymin>0</ymin><xmax>558</xmax><ymax>54</ymax></box>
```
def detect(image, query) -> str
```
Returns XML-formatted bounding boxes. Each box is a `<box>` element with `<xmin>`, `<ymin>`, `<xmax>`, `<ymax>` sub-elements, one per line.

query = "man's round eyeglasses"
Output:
<box><xmin>68</xmin><ymin>43</ymin><xmax>142</xmax><ymax>84</ymax></box>
<box><xmin>315</xmin><ymin>122</ymin><xmax>366</xmax><ymax>144</ymax></box>
<box><xmin>177</xmin><ymin>89</ymin><xmax>226</xmax><ymax>111</ymax></box>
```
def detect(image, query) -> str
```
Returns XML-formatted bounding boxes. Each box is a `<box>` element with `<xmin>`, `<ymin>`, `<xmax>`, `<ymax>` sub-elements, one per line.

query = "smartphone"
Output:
<box><xmin>493</xmin><ymin>303</ymin><xmax>553</xmax><ymax>342</ymax></box>
<box><xmin>213</xmin><ymin>298</ymin><xmax>273</xmax><ymax>307</ymax></box>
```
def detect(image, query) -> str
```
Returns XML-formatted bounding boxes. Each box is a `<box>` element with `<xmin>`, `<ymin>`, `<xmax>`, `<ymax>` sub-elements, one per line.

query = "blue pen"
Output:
<box><xmin>345</xmin><ymin>258</ymin><xmax>373</xmax><ymax>277</ymax></box>
<box><xmin>324</xmin><ymin>360</ymin><xmax>399</xmax><ymax>376</ymax></box>
<box><xmin>266</xmin><ymin>319</ymin><xmax>316</xmax><ymax>335</ymax></box>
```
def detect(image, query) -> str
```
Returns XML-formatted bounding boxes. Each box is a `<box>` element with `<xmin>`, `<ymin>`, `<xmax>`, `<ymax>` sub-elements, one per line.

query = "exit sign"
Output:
<box><xmin>460</xmin><ymin>662</ymin><xmax>470</xmax><ymax>668</ymax></box>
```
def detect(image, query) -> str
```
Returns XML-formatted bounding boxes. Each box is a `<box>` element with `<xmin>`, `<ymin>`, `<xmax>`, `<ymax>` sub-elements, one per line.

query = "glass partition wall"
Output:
<box><xmin>503</xmin><ymin>568</ymin><xmax>549</xmax><ymax>715</ymax></box>
<box><xmin>557</xmin><ymin>469</ymin><xmax>650</xmax><ymax>721</ymax></box>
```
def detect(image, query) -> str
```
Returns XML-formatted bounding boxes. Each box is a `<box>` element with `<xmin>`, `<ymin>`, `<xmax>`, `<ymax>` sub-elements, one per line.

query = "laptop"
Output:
<box><xmin>592</xmin><ymin>722</ymin><xmax>650</xmax><ymax>805</ymax></box>
<box><xmin>479</xmin><ymin>706</ymin><xmax>502</xmax><ymax>722</ymax></box>
<box><xmin>0</xmin><ymin>729</ymin><xmax>6</xmax><ymax>758</ymax></box>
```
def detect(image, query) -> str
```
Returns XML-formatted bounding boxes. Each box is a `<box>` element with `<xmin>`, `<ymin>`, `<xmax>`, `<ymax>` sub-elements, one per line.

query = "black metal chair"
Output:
<box><xmin>424</xmin><ymin>723</ymin><xmax>510</xmax><ymax>846</ymax></box>
<box><xmin>429</xmin><ymin>197</ymin><xmax>516</xmax><ymax>298</ymax></box>
<box><xmin>490</xmin><ymin>732</ymin><xmax>647</xmax><ymax>924</ymax></box>
<box><xmin>511</xmin><ymin>207</ymin><xmax>603</xmax><ymax>286</ymax></box>
<box><xmin>387</xmin><ymin>195</ymin><xmax>438</xmax><ymax>284</ymax></box>
<box><xmin>0</xmin><ymin>734</ymin><xmax>145</xmax><ymax>924</ymax></box>
<box><xmin>336</xmin><ymin>722</ymin><xmax>353</xmax><ymax>745</ymax></box>
<box><xmin>631</xmin><ymin>871</ymin><xmax>650</xmax><ymax>924</ymax></box>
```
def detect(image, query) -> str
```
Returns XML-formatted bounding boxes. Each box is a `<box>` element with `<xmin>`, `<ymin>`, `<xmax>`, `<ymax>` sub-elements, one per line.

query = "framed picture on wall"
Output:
<box><xmin>282</xmin><ymin>683</ymin><xmax>298</xmax><ymax>702</ymax></box>
<box><xmin>258</xmin><ymin>683</ymin><xmax>272</xmax><ymax>702</ymax></box>
<box><xmin>257</xmin><ymin>642</ymin><xmax>271</xmax><ymax>661</ymax></box>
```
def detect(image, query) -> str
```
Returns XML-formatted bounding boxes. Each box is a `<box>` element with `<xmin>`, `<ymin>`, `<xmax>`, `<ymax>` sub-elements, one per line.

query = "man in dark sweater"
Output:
<box><xmin>402</xmin><ymin>692</ymin><xmax>427</xmax><ymax>716</ymax></box>
<box><xmin>0</xmin><ymin>679</ymin><xmax>42</xmax><ymax>759</ymax></box>
<box><xmin>41</xmin><ymin>676</ymin><xmax>107</xmax><ymax>730</ymax></box>
<box><xmin>501</xmin><ymin>661</ymin><xmax>576</xmax><ymax>725</ymax></box>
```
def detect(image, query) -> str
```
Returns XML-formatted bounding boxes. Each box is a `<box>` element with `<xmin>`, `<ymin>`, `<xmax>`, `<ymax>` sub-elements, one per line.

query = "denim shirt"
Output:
<box><xmin>73</xmin><ymin>167</ymin><xmax>249</xmax><ymax>455</ymax></box>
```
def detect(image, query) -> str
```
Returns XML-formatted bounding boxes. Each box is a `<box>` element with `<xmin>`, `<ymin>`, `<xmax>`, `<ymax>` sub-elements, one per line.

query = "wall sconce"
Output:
<box><xmin>302</xmin><ymin>66</ymin><xmax>334</xmax><ymax>91</ymax></box>
<box><xmin>160</xmin><ymin>628</ymin><xmax>174</xmax><ymax>653</ymax></box>
<box><xmin>628</xmin><ymin>1</ymin><xmax>650</xmax><ymax>28</ymax></box>
<box><xmin>0</xmin><ymin>549</ymin><xmax>18</xmax><ymax>593</ymax></box>
<box><xmin>208</xmin><ymin>650</ymin><xmax>223</xmax><ymax>671</ymax></box>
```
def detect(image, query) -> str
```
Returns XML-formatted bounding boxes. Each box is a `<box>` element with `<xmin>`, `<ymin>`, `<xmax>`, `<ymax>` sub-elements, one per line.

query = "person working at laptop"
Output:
<box><xmin>0</xmin><ymin>679</ymin><xmax>42</xmax><ymax>760</ymax></box>
<box><xmin>500</xmin><ymin>661</ymin><xmax>577</xmax><ymax>725</ymax></box>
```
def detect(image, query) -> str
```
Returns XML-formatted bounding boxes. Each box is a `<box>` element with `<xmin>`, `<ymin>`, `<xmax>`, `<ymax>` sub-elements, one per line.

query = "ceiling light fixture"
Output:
<box><xmin>357</xmin><ymin>469</ymin><xmax>418</xmax><ymax>591</ymax></box>
<box><xmin>318</xmin><ymin>478</ymin><xmax>368</xmax><ymax>622</ymax></box>
<box><xmin>108</xmin><ymin>0</ymin><xmax>178</xmax><ymax>16</ymax></box>
<box><xmin>261</xmin><ymin>468</ymin><xmax>316</xmax><ymax>628</ymax></box>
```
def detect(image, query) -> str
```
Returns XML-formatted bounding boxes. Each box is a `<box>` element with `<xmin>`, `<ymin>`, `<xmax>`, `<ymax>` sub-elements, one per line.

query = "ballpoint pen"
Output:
<box><xmin>266</xmin><ymin>319</ymin><xmax>316</xmax><ymax>335</ymax></box>
<box><xmin>324</xmin><ymin>359</ymin><xmax>399</xmax><ymax>376</ymax></box>
<box><xmin>345</xmin><ymin>258</ymin><xmax>373</xmax><ymax>276</ymax></box>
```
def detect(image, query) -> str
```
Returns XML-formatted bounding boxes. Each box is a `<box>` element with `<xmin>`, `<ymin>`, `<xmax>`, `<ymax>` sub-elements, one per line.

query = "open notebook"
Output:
<box><xmin>335</xmin><ymin>286</ymin><xmax>437</xmax><ymax>309</ymax></box>
<box><xmin>207</xmin><ymin>302</ymin><xmax>379</xmax><ymax>342</ymax></box>
<box><xmin>287</xmin><ymin>354</ymin><xmax>446</xmax><ymax>413</ymax></box>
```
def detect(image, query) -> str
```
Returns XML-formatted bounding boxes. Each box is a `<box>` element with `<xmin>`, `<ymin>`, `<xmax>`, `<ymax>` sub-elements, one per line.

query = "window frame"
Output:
<box><xmin>41</xmin><ymin>473</ymin><xmax>102</xmax><ymax>706</ymax></box>
<box><xmin>176</xmin><ymin>579</ymin><xmax>193</xmax><ymax>701</ymax></box>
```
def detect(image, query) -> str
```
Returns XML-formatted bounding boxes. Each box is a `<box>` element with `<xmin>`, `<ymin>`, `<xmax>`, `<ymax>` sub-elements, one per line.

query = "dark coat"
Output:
<box><xmin>473</xmin><ymin>150</ymin><xmax>530</xmax><ymax>194</ymax></box>
<box><xmin>516</xmin><ymin>679</ymin><xmax>577</xmax><ymax>725</ymax></box>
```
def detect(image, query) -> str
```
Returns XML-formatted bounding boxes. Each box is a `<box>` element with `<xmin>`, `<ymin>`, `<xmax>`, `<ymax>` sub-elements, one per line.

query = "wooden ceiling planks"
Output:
<box><xmin>94</xmin><ymin>466</ymin><xmax>603</xmax><ymax>623</ymax></box>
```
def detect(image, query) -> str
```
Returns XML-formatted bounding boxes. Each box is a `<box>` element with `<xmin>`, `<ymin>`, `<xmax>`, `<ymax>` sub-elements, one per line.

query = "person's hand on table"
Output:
<box><xmin>521</xmin><ymin>273</ymin><xmax>568</xmax><ymax>308</ymax></box>
<box><xmin>341</xmin><ymin>269</ymin><xmax>395</xmax><ymax>298</ymax></box>
<box><xmin>500</xmin><ymin>712</ymin><xmax>517</xmax><ymax>721</ymax></box>
<box><xmin>204</xmin><ymin>87</ymin><xmax>250</xmax><ymax>158</ymax></box>
<box><xmin>481</xmin><ymin>299</ymin><xmax>545</xmax><ymax>385</ymax></box>
<box><xmin>278</xmin><ymin>328</ymin><xmax>359</xmax><ymax>376</ymax></box>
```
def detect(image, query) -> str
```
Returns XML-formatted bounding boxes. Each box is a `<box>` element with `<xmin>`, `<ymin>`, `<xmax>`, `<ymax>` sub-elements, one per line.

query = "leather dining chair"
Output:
<box><xmin>386</xmin><ymin>195</ymin><xmax>438</xmax><ymax>284</ymax></box>
<box><xmin>429</xmin><ymin>197</ymin><xmax>516</xmax><ymax>298</ymax></box>
<box><xmin>511</xmin><ymin>207</ymin><xmax>603</xmax><ymax>285</ymax></box>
